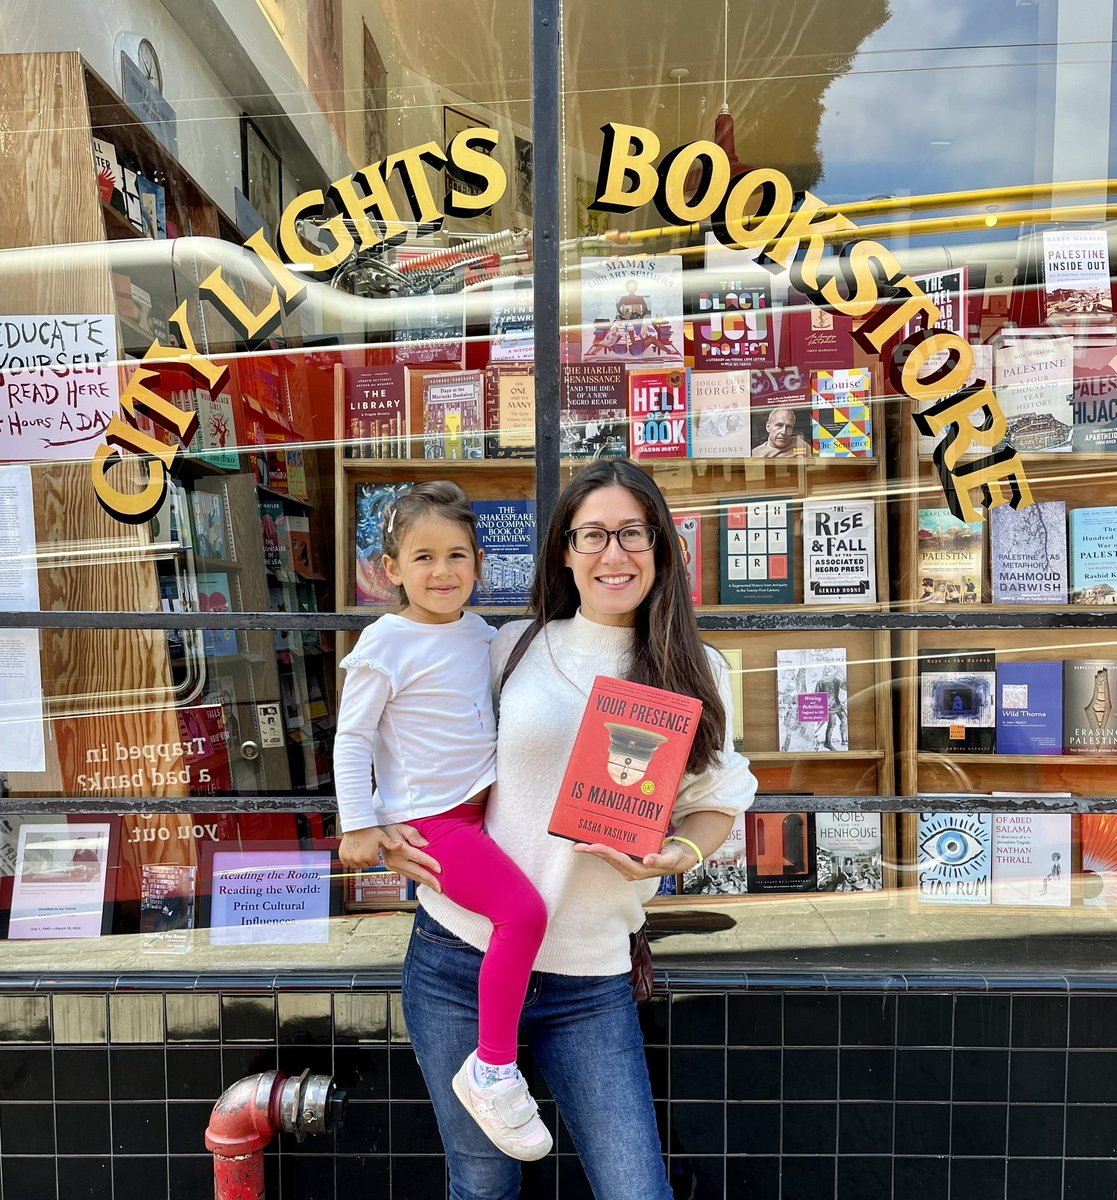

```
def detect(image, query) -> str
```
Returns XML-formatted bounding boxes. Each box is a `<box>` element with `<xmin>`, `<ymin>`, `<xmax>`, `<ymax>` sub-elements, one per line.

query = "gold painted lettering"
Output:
<box><xmin>592</xmin><ymin>122</ymin><xmax>661</xmax><ymax>213</ymax></box>
<box><xmin>445</xmin><ymin>127</ymin><xmax>506</xmax><ymax>215</ymax></box>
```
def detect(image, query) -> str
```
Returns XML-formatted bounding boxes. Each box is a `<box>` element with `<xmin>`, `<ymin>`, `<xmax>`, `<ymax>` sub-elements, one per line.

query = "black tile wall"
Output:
<box><xmin>1</xmin><ymin>983</ymin><xmax>1117</xmax><ymax>1198</ymax></box>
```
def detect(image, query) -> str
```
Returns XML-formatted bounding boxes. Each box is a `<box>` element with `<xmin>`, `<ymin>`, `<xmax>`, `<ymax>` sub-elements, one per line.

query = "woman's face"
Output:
<box><xmin>563</xmin><ymin>485</ymin><xmax>657</xmax><ymax>627</ymax></box>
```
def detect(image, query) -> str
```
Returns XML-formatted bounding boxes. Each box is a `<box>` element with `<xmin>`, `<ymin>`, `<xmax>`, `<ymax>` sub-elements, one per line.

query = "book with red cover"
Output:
<box><xmin>345</xmin><ymin>365</ymin><xmax>411</xmax><ymax>459</ymax></box>
<box><xmin>628</xmin><ymin>366</ymin><xmax>688</xmax><ymax>459</ymax></box>
<box><xmin>549</xmin><ymin>676</ymin><xmax>702</xmax><ymax>859</ymax></box>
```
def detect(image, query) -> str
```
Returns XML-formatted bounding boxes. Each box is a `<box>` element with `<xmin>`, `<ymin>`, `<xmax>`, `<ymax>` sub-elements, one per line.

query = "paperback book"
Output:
<box><xmin>776</xmin><ymin>648</ymin><xmax>848</xmax><ymax>752</ymax></box>
<box><xmin>488</xmin><ymin>276</ymin><xmax>535</xmax><ymax>361</ymax></box>
<box><xmin>344</xmin><ymin>365</ymin><xmax>411</xmax><ymax>460</ymax></box>
<box><xmin>996</xmin><ymin>661</ymin><xmax>1062</xmax><ymax>755</ymax></box>
<box><xmin>815</xmin><ymin>813</ymin><xmax>882</xmax><ymax>892</ymax></box>
<box><xmin>989</xmin><ymin>500</ymin><xmax>1068</xmax><ymax>604</ymax></box>
<box><xmin>991</xmin><ymin>813</ymin><xmax>1072</xmax><ymax>906</ymax></box>
<box><xmin>918</xmin><ymin>650</ymin><xmax>996</xmax><ymax>753</ymax></box>
<box><xmin>918</xmin><ymin>509</ymin><xmax>984</xmax><ymax>604</ymax></box>
<box><xmin>394</xmin><ymin>266</ymin><xmax>465</xmax><ymax>365</ymax></box>
<box><xmin>1063</xmin><ymin>659</ymin><xmax>1117</xmax><ymax>754</ymax></box>
<box><xmin>1042</xmin><ymin>228</ymin><xmax>1112</xmax><ymax>323</ymax></box>
<box><xmin>719</xmin><ymin>496</ymin><xmax>794</xmax><ymax>605</ymax></box>
<box><xmin>196</xmin><ymin>389</ymin><xmax>238</xmax><ymax>470</ymax></box>
<box><xmin>196</xmin><ymin>572</ymin><xmax>237</xmax><ymax>658</ymax></box>
<box><xmin>682</xmin><ymin>813</ymin><xmax>747</xmax><ymax>895</ymax></box>
<box><xmin>136</xmin><ymin>175</ymin><xmax>167</xmax><ymax>239</ymax></box>
<box><xmin>287</xmin><ymin>514</ymin><xmax>314</xmax><ymax>578</ymax></box>
<box><xmin>422</xmin><ymin>370</ymin><xmax>484</xmax><ymax>460</ymax></box>
<box><xmin>92</xmin><ymin>136</ymin><xmax>124</xmax><ymax>209</ymax></box>
<box><xmin>140</xmin><ymin>863</ymin><xmax>197</xmax><ymax>953</ymax></box>
<box><xmin>559</xmin><ymin>362</ymin><xmax>628</xmax><ymax>458</ymax></box>
<box><xmin>691</xmin><ymin>274</ymin><xmax>773</xmax><ymax>369</ymax></box>
<box><xmin>549</xmin><ymin>675</ymin><xmax>702</xmax><ymax>859</ymax></box>
<box><xmin>916</xmin><ymin>343</ymin><xmax>993</xmax><ymax>457</ymax></box>
<box><xmin>1069</xmin><ymin>505</ymin><xmax>1117</xmax><ymax>603</ymax></box>
<box><xmin>918</xmin><ymin>812</ymin><xmax>991</xmax><ymax>904</ymax></box>
<box><xmin>471</xmin><ymin>500</ymin><xmax>537</xmax><ymax>606</ymax></box>
<box><xmin>189</xmin><ymin>490</ymin><xmax>228</xmax><ymax>560</ymax></box>
<box><xmin>810</xmin><ymin>368</ymin><xmax>873</xmax><ymax>456</ymax></box>
<box><xmin>258</xmin><ymin>499</ymin><xmax>290</xmax><ymax>575</ymax></box>
<box><xmin>993</xmin><ymin>332</ymin><xmax>1074</xmax><ymax>451</ymax></box>
<box><xmin>903</xmin><ymin>268</ymin><xmax>969</xmax><ymax>341</ymax></box>
<box><xmin>628</xmin><ymin>366</ymin><xmax>688</xmax><ymax>459</ymax></box>
<box><xmin>745</xmin><ymin>812</ymin><xmax>816</xmax><ymax>892</ymax></box>
<box><xmin>1082</xmin><ymin>814</ymin><xmax>1117</xmax><ymax>906</ymax></box>
<box><xmin>355</xmin><ymin>481</ymin><xmax>413</xmax><ymax>606</ymax></box>
<box><xmin>802</xmin><ymin>498</ymin><xmax>877</xmax><ymax>604</ymax></box>
<box><xmin>672</xmin><ymin>512</ymin><xmax>702</xmax><ymax>604</ymax></box>
<box><xmin>484</xmin><ymin>366</ymin><xmax>535</xmax><ymax>458</ymax></box>
<box><xmin>580</xmin><ymin>254</ymin><xmax>684</xmax><ymax>362</ymax></box>
<box><xmin>1072</xmin><ymin>344</ymin><xmax>1117</xmax><ymax>452</ymax></box>
<box><xmin>688</xmin><ymin>370</ymin><xmax>752</xmax><ymax>458</ymax></box>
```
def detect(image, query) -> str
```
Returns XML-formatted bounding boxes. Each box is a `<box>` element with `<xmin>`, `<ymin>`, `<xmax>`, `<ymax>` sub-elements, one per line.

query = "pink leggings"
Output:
<box><xmin>411</xmin><ymin>801</ymin><xmax>548</xmax><ymax>1065</ymax></box>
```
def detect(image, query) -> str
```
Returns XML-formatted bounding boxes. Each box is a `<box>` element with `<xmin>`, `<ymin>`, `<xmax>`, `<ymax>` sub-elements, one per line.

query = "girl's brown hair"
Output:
<box><xmin>382</xmin><ymin>481</ymin><xmax>480</xmax><ymax>605</ymax></box>
<box><xmin>526</xmin><ymin>460</ymin><xmax>726</xmax><ymax>775</ymax></box>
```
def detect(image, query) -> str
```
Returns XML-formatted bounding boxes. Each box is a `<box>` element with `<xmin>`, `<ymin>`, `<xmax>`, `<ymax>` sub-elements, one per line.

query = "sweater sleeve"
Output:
<box><xmin>670</xmin><ymin>647</ymin><xmax>758</xmax><ymax>823</ymax></box>
<box><xmin>333</xmin><ymin>665</ymin><xmax>394</xmax><ymax>833</ymax></box>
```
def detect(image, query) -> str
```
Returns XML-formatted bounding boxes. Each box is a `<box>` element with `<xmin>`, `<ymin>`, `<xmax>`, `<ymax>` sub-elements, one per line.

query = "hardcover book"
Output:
<box><xmin>1063</xmin><ymin>659</ymin><xmax>1117</xmax><ymax>754</ymax></box>
<box><xmin>1072</xmin><ymin>344</ymin><xmax>1117</xmax><ymax>452</ymax></box>
<box><xmin>991</xmin><ymin>813</ymin><xmax>1072</xmax><ymax>906</ymax></box>
<box><xmin>189</xmin><ymin>490</ymin><xmax>228</xmax><ymax>560</ymax></box>
<box><xmin>196</xmin><ymin>572</ymin><xmax>237</xmax><ymax>658</ymax></box>
<box><xmin>802</xmin><ymin>499</ymin><xmax>877</xmax><ymax>604</ymax></box>
<box><xmin>776</xmin><ymin>648</ymin><xmax>849</xmax><ymax>752</ymax></box>
<box><xmin>918</xmin><ymin>509</ymin><xmax>984</xmax><ymax>604</ymax></box>
<box><xmin>993</xmin><ymin>332</ymin><xmax>1074</xmax><ymax>451</ymax></box>
<box><xmin>918</xmin><ymin>650</ymin><xmax>996</xmax><ymax>752</ymax></box>
<box><xmin>471</xmin><ymin>500</ymin><xmax>537</xmax><ymax>606</ymax></box>
<box><xmin>628</xmin><ymin>367</ymin><xmax>688</xmax><ymax>459</ymax></box>
<box><xmin>484</xmin><ymin>366</ymin><xmax>535</xmax><ymax>458</ymax></box>
<box><xmin>989</xmin><ymin>500</ymin><xmax>1068</xmax><ymax>604</ymax></box>
<box><xmin>394</xmin><ymin>265</ymin><xmax>465</xmax><ymax>366</ymax></box>
<box><xmin>749</xmin><ymin>365</ymin><xmax>811</xmax><ymax>457</ymax></box>
<box><xmin>1042</xmin><ymin>228</ymin><xmax>1112</xmax><ymax>323</ymax></box>
<box><xmin>422</xmin><ymin>370</ymin><xmax>484</xmax><ymax>460</ymax></box>
<box><xmin>688</xmin><ymin>370</ymin><xmax>752</xmax><ymax>458</ymax></box>
<box><xmin>1082</xmin><ymin>814</ymin><xmax>1117</xmax><ymax>906</ymax></box>
<box><xmin>671</xmin><ymin>512</ymin><xmax>702</xmax><ymax>604</ymax></box>
<box><xmin>916</xmin><ymin>343</ymin><xmax>992</xmax><ymax>456</ymax></box>
<box><xmin>903</xmin><ymin>268</ymin><xmax>969</xmax><ymax>341</ymax></box>
<box><xmin>548</xmin><ymin>675</ymin><xmax>702</xmax><ymax>859</ymax></box>
<box><xmin>918</xmin><ymin>812</ymin><xmax>992</xmax><ymax>904</ymax></box>
<box><xmin>345</xmin><ymin>365</ymin><xmax>411</xmax><ymax>460</ymax></box>
<box><xmin>559</xmin><ymin>362</ymin><xmax>628</xmax><ymax>458</ymax></box>
<box><xmin>815</xmin><ymin>813</ymin><xmax>882</xmax><ymax>892</ymax></box>
<box><xmin>355</xmin><ymin>481</ymin><xmax>413</xmax><ymax>606</ymax></box>
<box><xmin>488</xmin><ymin>276</ymin><xmax>535</xmax><ymax>362</ymax></box>
<box><xmin>1070</xmin><ymin>505</ymin><xmax>1117</xmax><ymax>603</ymax></box>
<box><xmin>785</xmin><ymin>289</ymin><xmax>855</xmax><ymax>369</ymax></box>
<box><xmin>745</xmin><ymin>811</ymin><xmax>816</xmax><ymax>892</ymax></box>
<box><xmin>996</xmin><ymin>661</ymin><xmax>1062</xmax><ymax>755</ymax></box>
<box><xmin>580</xmin><ymin>254</ymin><xmax>684</xmax><ymax>362</ymax></box>
<box><xmin>720</xmin><ymin>496</ymin><xmax>794</xmax><ymax>605</ymax></box>
<box><xmin>196</xmin><ymin>389</ymin><xmax>238</xmax><ymax>470</ymax></box>
<box><xmin>810</xmin><ymin>368</ymin><xmax>873</xmax><ymax>456</ymax></box>
<box><xmin>258</xmin><ymin>499</ymin><xmax>290</xmax><ymax>575</ymax></box>
<box><xmin>682</xmin><ymin>813</ymin><xmax>747</xmax><ymax>895</ymax></box>
<box><xmin>692</xmin><ymin>275</ymin><xmax>773</xmax><ymax>369</ymax></box>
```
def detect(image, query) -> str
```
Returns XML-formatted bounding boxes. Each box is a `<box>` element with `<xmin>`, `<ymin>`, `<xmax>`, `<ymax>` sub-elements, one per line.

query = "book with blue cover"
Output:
<box><xmin>996</xmin><ymin>661</ymin><xmax>1062</xmax><ymax>755</ymax></box>
<box><xmin>918</xmin><ymin>812</ymin><xmax>992</xmax><ymax>905</ymax></box>
<box><xmin>719</xmin><ymin>496</ymin><xmax>795</xmax><ymax>605</ymax></box>
<box><xmin>471</xmin><ymin>500</ymin><xmax>536</xmax><ymax>606</ymax></box>
<box><xmin>1070</xmin><ymin>505</ymin><xmax>1117</xmax><ymax>604</ymax></box>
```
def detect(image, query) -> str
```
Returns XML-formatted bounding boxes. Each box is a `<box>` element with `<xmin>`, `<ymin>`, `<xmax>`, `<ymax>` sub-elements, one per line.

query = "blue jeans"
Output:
<box><xmin>402</xmin><ymin>906</ymin><xmax>672</xmax><ymax>1200</ymax></box>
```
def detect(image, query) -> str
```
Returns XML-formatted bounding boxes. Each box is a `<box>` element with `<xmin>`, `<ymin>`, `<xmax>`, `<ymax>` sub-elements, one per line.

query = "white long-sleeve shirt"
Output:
<box><xmin>421</xmin><ymin>610</ymin><xmax>758</xmax><ymax>976</ymax></box>
<box><xmin>333</xmin><ymin>612</ymin><xmax>497</xmax><ymax>830</ymax></box>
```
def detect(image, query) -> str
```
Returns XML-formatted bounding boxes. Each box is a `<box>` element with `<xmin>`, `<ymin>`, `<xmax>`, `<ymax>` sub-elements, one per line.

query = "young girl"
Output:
<box><xmin>334</xmin><ymin>481</ymin><xmax>551</xmax><ymax>1162</ymax></box>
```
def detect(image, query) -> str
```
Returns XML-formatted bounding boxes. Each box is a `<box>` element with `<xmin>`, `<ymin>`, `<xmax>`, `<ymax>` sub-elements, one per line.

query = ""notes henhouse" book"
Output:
<box><xmin>549</xmin><ymin>676</ymin><xmax>702</xmax><ymax>859</ymax></box>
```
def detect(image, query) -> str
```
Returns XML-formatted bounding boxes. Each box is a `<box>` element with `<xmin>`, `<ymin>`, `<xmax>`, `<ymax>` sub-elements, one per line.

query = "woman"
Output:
<box><xmin>384</xmin><ymin>460</ymin><xmax>756</xmax><ymax>1199</ymax></box>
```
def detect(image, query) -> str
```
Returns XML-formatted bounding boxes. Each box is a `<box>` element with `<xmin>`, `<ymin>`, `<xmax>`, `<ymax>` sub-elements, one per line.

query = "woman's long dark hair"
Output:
<box><xmin>526</xmin><ymin>460</ymin><xmax>726</xmax><ymax>775</ymax></box>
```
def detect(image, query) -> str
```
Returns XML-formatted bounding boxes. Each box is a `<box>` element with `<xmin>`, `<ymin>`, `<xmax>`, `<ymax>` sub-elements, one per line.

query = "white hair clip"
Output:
<box><xmin>386</xmin><ymin>505</ymin><xmax>397</xmax><ymax>535</ymax></box>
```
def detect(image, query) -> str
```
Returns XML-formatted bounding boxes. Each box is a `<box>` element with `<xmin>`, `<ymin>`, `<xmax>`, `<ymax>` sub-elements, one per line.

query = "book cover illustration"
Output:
<box><xmin>489</xmin><ymin>276</ymin><xmax>535</xmax><ymax>361</ymax></box>
<box><xmin>140</xmin><ymin>863</ymin><xmax>197</xmax><ymax>953</ymax></box>
<box><xmin>802</xmin><ymin>499</ymin><xmax>877</xmax><ymax>604</ymax></box>
<box><xmin>196</xmin><ymin>389</ymin><xmax>238</xmax><ymax>470</ymax></box>
<box><xmin>559</xmin><ymin>362</ymin><xmax>628</xmax><ymax>458</ymax></box>
<box><xmin>484</xmin><ymin>366</ymin><xmax>535</xmax><ymax>458</ymax></box>
<box><xmin>682</xmin><ymin>813</ymin><xmax>747</xmax><ymax>895</ymax></box>
<box><xmin>720</xmin><ymin>496</ymin><xmax>795</xmax><ymax>605</ymax></box>
<box><xmin>1042</xmin><ymin>229</ymin><xmax>1112</xmax><ymax>322</ymax></box>
<box><xmin>672</xmin><ymin>512</ymin><xmax>702</xmax><ymax>605</ymax></box>
<box><xmin>259</xmin><ymin>498</ymin><xmax>290</xmax><ymax>575</ymax></box>
<box><xmin>196</xmin><ymin>571</ymin><xmax>238</xmax><ymax>658</ymax></box>
<box><xmin>991</xmin><ymin>813</ymin><xmax>1071</xmax><ymax>907</ymax></box>
<box><xmin>776</xmin><ymin>647</ymin><xmax>848</xmax><ymax>752</ymax></box>
<box><xmin>917</xmin><ymin>508</ymin><xmax>983</xmax><ymax>604</ymax></box>
<box><xmin>1072</xmin><ymin>344</ymin><xmax>1117</xmax><ymax>452</ymax></box>
<box><xmin>1063</xmin><ymin>659</ymin><xmax>1117</xmax><ymax>754</ymax></box>
<box><xmin>993</xmin><ymin>332</ymin><xmax>1074</xmax><ymax>451</ymax></box>
<box><xmin>355</xmin><ymin>482</ymin><xmax>413</xmax><ymax>606</ymax></box>
<box><xmin>691</xmin><ymin>273</ymin><xmax>773</xmax><ymax>369</ymax></box>
<box><xmin>287</xmin><ymin>514</ymin><xmax>314</xmax><ymax>578</ymax></box>
<box><xmin>918</xmin><ymin>812</ymin><xmax>991</xmax><ymax>904</ymax></box>
<box><xmin>918</xmin><ymin>650</ymin><xmax>996</xmax><ymax>753</ymax></box>
<box><xmin>1081</xmin><ymin>814</ymin><xmax>1117</xmax><ymax>906</ymax></box>
<box><xmin>810</xmin><ymin>368</ymin><xmax>873</xmax><ymax>456</ymax></box>
<box><xmin>189</xmin><ymin>490</ymin><xmax>228</xmax><ymax>560</ymax></box>
<box><xmin>549</xmin><ymin>675</ymin><xmax>702</xmax><ymax>859</ymax></box>
<box><xmin>996</xmin><ymin>661</ymin><xmax>1062</xmax><ymax>755</ymax></box>
<box><xmin>1070</xmin><ymin>505</ymin><xmax>1117</xmax><ymax>603</ymax></box>
<box><xmin>745</xmin><ymin>812</ymin><xmax>816</xmax><ymax>892</ymax></box>
<box><xmin>394</xmin><ymin>265</ymin><xmax>465</xmax><ymax>365</ymax></box>
<box><xmin>471</xmin><ymin>500</ymin><xmax>536</xmax><ymax>606</ymax></box>
<box><xmin>92</xmin><ymin>136</ymin><xmax>123</xmax><ymax>209</ymax></box>
<box><xmin>628</xmin><ymin>367</ymin><xmax>688</xmax><ymax>459</ymax></box>
<box><xmin>720</xmin><ymin>646</ymin><xmax>745</xmax><ymax>751</ymax></box>
<box><xmin>688</xmin><ymin>370</ymin><xmax>751</xmax><ymax>458</ymax></box>
<box><xmin>989</xmin><ymin>500</ymin><xmax>1068</xmax><ymax>605</ymax></box>
<box><xmin>344</xmin><ymin>365</ymin><xmax>411</xmax><ymax>459</ymax></box>
<box><xmin>285</xmin><ymin>448</ymin><xmax>308</xmax><ymax>500</ymax></box>
<box><xmin>580</xmin><ymin>255</ymin><xmax>684</xmax><ymax>362</ymax></box>
<box><xmin>423</xmin><ymin>370</ymin><xmax>484</xmax><ymax>460</ymax></box>
<box><xmin>815</xmin><ymin>813</ymin><xmax>882</xmax><ymax>892</ymax></box>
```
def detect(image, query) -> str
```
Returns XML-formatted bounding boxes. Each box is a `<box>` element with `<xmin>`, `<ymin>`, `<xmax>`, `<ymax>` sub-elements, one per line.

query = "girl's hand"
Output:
<box><xmin>380</xmin><ymin>823</ymin><xmax>444</xmax><ymax>894</ymax></box>
<box><xmin>338</xmin><ymin>825</ymin><xmax>403</xmax><ymax>871</ymax></box>
<box><xmin>572</xmin><ymin>840</ymin><xmax>693</xmax><ymax>881</ymax></box>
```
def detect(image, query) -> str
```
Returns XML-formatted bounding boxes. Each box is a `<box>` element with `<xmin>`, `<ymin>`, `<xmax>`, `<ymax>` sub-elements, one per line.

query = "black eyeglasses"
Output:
<box><xmin>565</xmin><ymin>525</ymin><xmax>657</xmax><ymax>554</ymax></box>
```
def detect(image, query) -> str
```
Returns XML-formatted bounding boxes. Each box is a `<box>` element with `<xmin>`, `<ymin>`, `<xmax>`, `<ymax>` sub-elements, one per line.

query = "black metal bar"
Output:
<box><xmin>531</xmin><ymin>0</ymin><xmax>562</xmax><ymax>537</ymax></box>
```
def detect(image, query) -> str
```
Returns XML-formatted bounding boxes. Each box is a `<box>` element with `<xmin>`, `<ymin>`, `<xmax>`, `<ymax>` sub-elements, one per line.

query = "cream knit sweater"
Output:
<box><xmin>420</xmin><ymin>610</ymin><xmax>757</xmax><ymax>976</ymax></box>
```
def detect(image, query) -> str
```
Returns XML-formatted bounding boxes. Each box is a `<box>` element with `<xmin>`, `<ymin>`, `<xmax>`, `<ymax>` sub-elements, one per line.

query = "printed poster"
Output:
<box><xmin>209</xmin><ymin>849</ymin><xmax>332</xmax><ymax>945</ymax></box>
<box><xmin>9</xmin><ymin>822</ymin><xmax>111</xmax><ymax>939</ymax></box>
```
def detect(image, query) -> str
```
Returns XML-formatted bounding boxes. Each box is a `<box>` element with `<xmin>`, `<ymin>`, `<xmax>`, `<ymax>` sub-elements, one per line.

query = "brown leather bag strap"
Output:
<box><xmin>498</xmin><ymin>622</ymin><xmax>540</xmax><ymax>696</ymax></box>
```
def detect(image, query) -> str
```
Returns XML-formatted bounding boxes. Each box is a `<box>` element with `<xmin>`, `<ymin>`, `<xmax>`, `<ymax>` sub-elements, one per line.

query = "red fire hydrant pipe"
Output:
<box><xmin>206</xmin><ymin>1071</ymin><xmax>287</xmax><ymax>1200</ymax></box>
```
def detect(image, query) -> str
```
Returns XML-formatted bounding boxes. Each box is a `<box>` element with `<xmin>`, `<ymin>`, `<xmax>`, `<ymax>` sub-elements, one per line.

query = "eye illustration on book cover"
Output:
<box><xmin>918</xmin><ymin>812</ymin><xmax>991</xmax><ymax>904</ymax></box>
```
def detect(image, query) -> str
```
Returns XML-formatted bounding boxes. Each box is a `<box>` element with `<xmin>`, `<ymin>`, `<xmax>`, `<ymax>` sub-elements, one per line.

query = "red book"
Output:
<box><xmin>549</xmin><ymin>676</ymin><xmax>703</xmax><ymax>859</ymax></box>
<box><xmin>628</xmin><ymin>367</ymin><xmax>688</xmax><ymax>459</ymax></box>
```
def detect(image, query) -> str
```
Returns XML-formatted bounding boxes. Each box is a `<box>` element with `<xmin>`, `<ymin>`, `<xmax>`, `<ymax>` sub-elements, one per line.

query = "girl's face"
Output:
<box><xmin>383</xmin><ymin>515</ymin><xmax>482</xmax><ymax>624</ymax></box>
<box><xmin>563</xmin><ymin>485</ymin><xmax>657</xmax><ymax>627</ymax></box>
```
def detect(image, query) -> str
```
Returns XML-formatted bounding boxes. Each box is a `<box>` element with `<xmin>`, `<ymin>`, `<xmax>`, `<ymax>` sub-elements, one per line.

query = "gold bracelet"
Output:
<box><xmin>664</xmin><ymin>835</ymin><xmax>704</xmax><ymax>867</ymax></box>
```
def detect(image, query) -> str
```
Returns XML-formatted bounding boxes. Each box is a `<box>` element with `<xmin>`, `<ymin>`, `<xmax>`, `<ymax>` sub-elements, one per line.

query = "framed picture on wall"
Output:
<box><xmin>442</xmin><ymin>104</ymin><xmax>495</xmax><ymax>234</ymax></box>
<box><xmin>241</xmin><ymin>116</ymin><xmax>282</xmax><ymax>241</ymax></box>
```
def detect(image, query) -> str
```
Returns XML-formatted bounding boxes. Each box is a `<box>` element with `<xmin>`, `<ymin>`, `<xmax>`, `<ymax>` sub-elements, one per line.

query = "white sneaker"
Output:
<box><xmin>451</xmin><ymin>1051</ymin><xmax>553</xmax><ymax>1161</ymax></box>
